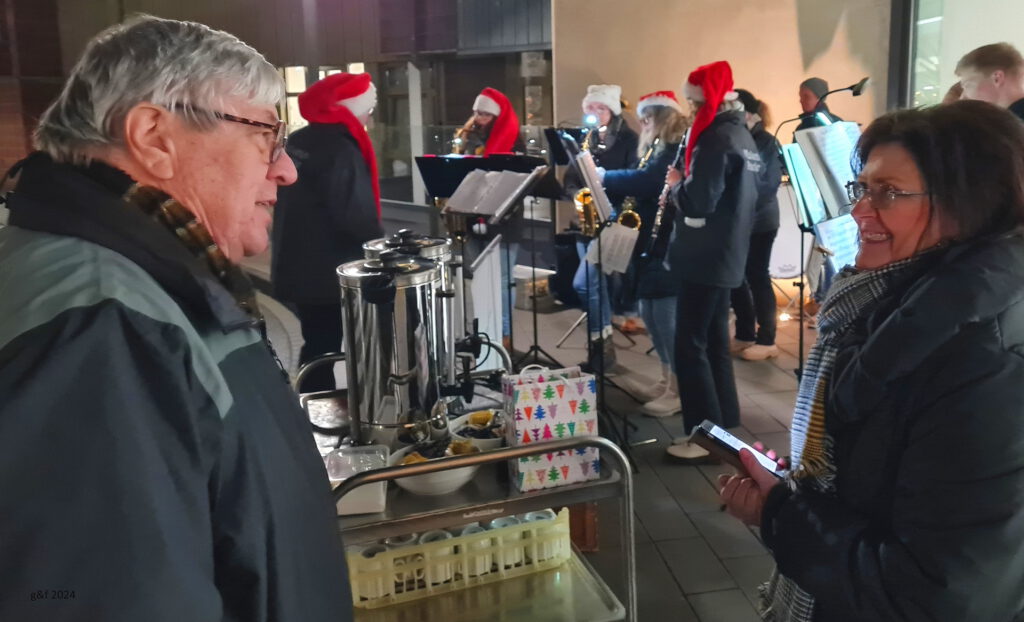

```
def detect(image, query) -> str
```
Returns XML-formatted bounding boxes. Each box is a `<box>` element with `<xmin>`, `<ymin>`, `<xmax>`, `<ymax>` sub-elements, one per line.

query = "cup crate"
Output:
<box><xmin>346</xmin><ymin>508</ymin><xmax>571</xmax><ymax>609</ymax></box>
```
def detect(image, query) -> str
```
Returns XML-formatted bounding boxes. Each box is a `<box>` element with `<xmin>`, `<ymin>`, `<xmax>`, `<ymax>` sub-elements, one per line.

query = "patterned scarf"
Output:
<box><xmin>759</xmin><ymin>251</ymin><xmax>935</xmax><ymax>621</ymax></box>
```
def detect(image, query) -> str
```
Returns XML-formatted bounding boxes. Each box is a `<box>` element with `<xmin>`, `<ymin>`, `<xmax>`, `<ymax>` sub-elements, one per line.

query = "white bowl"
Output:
<box><xmin>389</xmin><ymin>445</ymin><xmax>480</xmax><ymax>496</ymax></box>
<box><xmin>450</xmin><ymin>413</ymin><xmax>505</xmax><ymax>451</ymax></box>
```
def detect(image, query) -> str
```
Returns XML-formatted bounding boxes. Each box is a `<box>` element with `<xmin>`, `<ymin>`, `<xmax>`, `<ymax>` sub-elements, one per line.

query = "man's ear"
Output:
<box><xmin>121</xmin><ymin>104</ymin><xmax>177</xmax><ymax>180</ymax></box>
<box><xmin>991</xmin><ymin>69</ymin><xmax>1006</xmax><ymax>88</ymax></box>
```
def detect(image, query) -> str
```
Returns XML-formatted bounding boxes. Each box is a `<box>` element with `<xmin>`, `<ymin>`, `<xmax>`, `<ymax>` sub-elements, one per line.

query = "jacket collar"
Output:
<box><xmin>843</xmin><ymin>233</ymin><xmax>1024</xmax><ymax>384</ymax></box>
<box><xmin>5</xmin><ymin>152</ymin><xmax>255</xmax><ymax>332</ymax></box>
<box><xmin>829</xmin><ymin>234</ymin><xmax>1024</xmax><ymax>425</ymax></box>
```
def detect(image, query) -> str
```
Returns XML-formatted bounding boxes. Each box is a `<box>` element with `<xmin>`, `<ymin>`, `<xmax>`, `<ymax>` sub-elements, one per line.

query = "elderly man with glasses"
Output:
<box><xmin>0</xmin><ymin>16</ymin><xmax>353</xmax><ymax>622</ymax></box>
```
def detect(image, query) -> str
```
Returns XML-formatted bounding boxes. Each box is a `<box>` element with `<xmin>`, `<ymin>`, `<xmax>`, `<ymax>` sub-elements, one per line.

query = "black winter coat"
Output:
<box><xmin>602</xmin><ymin>141</ymin><xmax>681</xmax><ymax>299</ymax></box>
<box><xmin>272</xmin><ymin>123</ymin><xmax>383</xmax><ymax>304</ymax></box>
<box><xmin>588</xmin><ymin>116</ymin><xmax>640</xmax><ymax>171</ymax></box>
<box><xmin>762</xmin><ymin>235</ymin><xmax>1024</xmax><ymax>622</ymax></box>
<box><xmin>564</xmin><ymin>117</ymin><xmax>640</xmax><ymax>198</ymax></box>
<box><xmin>668</xmin><ymin>110</ymin><xmax>760</xmax><ymax>289</ymax></box>
<box><xmin>793</xmin><ymin>103</ymin><xmax>843</xmax><ymax>136</ymax></box>
<box><xmin>1010</xmin><ymin>98</ymin><xmax>1024</xmax><ymax>123</ymax></box>
<box><xmin>749</xmin><ymin>121</ymin><xmax>782</xmax><ymax>233</ymax></box>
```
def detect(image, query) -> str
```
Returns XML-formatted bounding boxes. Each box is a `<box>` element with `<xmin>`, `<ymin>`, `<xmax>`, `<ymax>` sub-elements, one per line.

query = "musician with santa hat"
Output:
<box><xmin>271</xmin><ymin>72</ymin><xmax>384</xmax><ymax>392</ymax></box>
<box><xmin>662</xmin><ymin>61</ymin><xmax>763</xmax><ymax>463</ymax></box>
<box><xmin>453</xmin><ymin>87</ymin><xmax>525</xmax><ymax>155</ymax></box>
<box><xmin>452</xmin><ymin>87</ymin><xmax>525</xmax><ymax>347</ymax></box>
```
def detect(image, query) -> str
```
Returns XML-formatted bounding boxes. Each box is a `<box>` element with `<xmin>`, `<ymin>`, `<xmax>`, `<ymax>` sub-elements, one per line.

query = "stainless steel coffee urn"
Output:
<box><xmin>339</xmin><ymin>251</ymin><xmax>445</xmax><ymax>446</ymax></box>
<box><xmin>363</xmin><ymin>230</ymin><xmax>462</xmax><ymax>389</ymax></box>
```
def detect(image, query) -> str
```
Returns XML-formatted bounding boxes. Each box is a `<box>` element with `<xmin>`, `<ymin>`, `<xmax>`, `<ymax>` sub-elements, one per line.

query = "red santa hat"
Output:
<box><xmin>636</xmin><ymin>90</ymin><xmax>683</xmax><ymax>117</ymax></box>
<box><xmin>581</xmin><ymin>84</ymin><xmax>623</xmax><ymax>116</ymax></box>
<box><xmin>682</xmin><ymin>61</ymin><xmax>737</xmax><ymax>175</ymax></box>
<box><xmin>473</xmin><ymin>87</ymin><xmax>520</xmax><ymax>155</ymax></box>
<box><xmin>299</xmin><ymin>73</ymin><xmax>381</xmax><ymax>216</ymax></box>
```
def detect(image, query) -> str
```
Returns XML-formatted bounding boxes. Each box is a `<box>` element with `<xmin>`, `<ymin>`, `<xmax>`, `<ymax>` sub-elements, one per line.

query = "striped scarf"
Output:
<box><xmin>759</xmin><ymin>252</ymin><xmax>932</xmax><ymax>621</ymax></box>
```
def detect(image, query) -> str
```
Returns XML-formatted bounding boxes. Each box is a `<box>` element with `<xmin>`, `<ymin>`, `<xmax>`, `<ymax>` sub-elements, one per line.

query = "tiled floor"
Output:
<box><xmin>256</xmin><ymin>273</ymin><xmax>813</xmax><ymax>622</ymax></box>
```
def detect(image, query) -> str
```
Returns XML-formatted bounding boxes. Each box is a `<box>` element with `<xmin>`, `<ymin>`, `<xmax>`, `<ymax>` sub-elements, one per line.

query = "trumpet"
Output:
<box><xmin>617</xmin><ymin>196</ymin><xmax>641</xmax><ymax>230</ymax></box>
<box><xmin>574</xmin><ymin>188</ymin><xmax>599</xmax><ymax>237</ymax></box>
<box><xmin>617</xmin><ymin>138</ymin><xmax>659</xmax><ymax>232</ymax></box>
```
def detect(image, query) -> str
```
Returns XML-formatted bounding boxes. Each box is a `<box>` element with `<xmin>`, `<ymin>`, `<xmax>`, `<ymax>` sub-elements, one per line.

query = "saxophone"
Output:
<box><xmin>574</xmin><ymin>188</ymin><xmax>599</xmax><ymax>237</ymax></box>
<box><xmin>616</xmin><ymin>137</ymin><xmax>660</xmax><ymax>231</ymax></box>
<box><xmin>573</xmin><ymin>124</ymin><xmax>600</xmax><ymax>236</ymax></box>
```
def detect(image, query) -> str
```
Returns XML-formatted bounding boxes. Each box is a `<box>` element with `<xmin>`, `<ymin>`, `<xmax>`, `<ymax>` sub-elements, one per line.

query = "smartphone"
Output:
<box><xmin>689</xmin><ymin>420</ymin><xmax>786</xmax><ymax>479</ymax></box>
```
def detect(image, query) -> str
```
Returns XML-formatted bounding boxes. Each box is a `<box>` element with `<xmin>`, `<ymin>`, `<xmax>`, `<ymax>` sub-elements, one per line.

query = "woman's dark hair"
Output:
<box><xmin>855</xmin><ymin>100</ymin><xmax>1024</xmax><ymax>240</ymax></box>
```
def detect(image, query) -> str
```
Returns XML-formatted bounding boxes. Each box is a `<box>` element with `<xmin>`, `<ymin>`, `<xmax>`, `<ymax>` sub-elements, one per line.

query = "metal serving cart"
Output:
<box><xmin>333</xmin><ymin>436</ymin><xmax>637</xmax><ymax>622</ymax></box>
<box><xmin>297</xmin><ymin>355</ymin><xmax>637</xmax><ymax>621</ymax></box>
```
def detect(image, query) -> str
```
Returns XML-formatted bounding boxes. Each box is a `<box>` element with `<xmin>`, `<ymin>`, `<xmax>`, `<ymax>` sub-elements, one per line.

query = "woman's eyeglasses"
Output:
<box><xmin>846</xmin><ymin>181</ymin><xmax>928</xmax><ymax>209</ymax></box>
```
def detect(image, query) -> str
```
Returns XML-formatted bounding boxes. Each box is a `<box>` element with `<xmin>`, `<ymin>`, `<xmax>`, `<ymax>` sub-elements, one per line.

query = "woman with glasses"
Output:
<box><xmin>272</xmin><ymin>72</ymin><xmax>384</xmax><ymax>391</ymax></box>
<box><xmin>719</xmin><ymin>101</ymin><xmax>1024</xmax><ymax>621</ymax></box>
<box><xmin>598</xmin><ymin>90</ymin><xmax>689</xmax><ymax>413</ymax></box>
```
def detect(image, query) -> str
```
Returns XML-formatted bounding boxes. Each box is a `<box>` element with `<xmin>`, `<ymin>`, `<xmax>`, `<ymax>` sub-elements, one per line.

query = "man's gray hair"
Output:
<box><xmin>35</xmin><ymin>15</ymin><xmax>284</xmax><ymax>164</ymax></box>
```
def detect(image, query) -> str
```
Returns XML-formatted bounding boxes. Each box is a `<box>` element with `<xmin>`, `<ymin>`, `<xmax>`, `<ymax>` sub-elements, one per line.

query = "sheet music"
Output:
<box><xmin>585</xmin><ymin>223</ymin><xmax>639</xmax><ymax>274</ymax></box>
<box><xmin>575</xmin><ymin>151</ymin><xmax>613</xmax><ymax>221</ymax></box>
<box><xmin>795</xmin><ymin>121</ymin><xmax>861</xmax><ymax>218</ymax></box>
<box><xmin>444</xmin><ymin>166</ymin><xmax>547</xmax><ymax>224</ymax></box>
<box><xmin>814</xmin><ymin>213</ymin><xmax>860</xmax><ymax>272</ymax></box>
<box><xmin>783</xmin><ymin>144</ymin><xmax>828</xmax><ymax>227</ymax></box>
<box><xmin>446</xmin><ymin>169</ymin><xmax>492</xmax><ymax>212</ymax></box>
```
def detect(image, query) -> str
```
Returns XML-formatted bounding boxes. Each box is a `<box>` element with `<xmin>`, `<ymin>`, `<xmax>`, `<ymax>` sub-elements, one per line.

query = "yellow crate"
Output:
<box><xmin>346</xmin><ymin>509</ymin><xmax>572</xmax><ymax>609</ymax></box>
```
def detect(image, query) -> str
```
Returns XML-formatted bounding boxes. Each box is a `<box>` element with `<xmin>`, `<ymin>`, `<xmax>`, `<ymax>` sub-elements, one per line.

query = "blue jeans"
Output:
<box><xmin>639</xmin><ymin>296</ymin><xmax>677</xmax><ymax>369</ymax></box>
<box><xmin>573</xmin><ymin>240</ymin><xmax>611</xmax><ymax>335</ymax></box>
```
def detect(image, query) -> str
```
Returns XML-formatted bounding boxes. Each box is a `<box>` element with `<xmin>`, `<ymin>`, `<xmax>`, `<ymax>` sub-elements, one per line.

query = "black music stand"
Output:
<box><xmin>417</xmin><ymin>154</ymin><xmax>551</xmax><ymax>353</ymax></box>
<box><xmin>555</xmin><ymin>130</ymin><xmax>649</xmax><ymax>470</ymax></box>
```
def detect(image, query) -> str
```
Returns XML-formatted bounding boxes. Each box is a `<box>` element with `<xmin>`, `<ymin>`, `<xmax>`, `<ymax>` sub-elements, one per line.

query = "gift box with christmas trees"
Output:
<box><xmin>502</xmin><ymin>366</ymin><xmax>600</xmax><ymax>492</ymax></box>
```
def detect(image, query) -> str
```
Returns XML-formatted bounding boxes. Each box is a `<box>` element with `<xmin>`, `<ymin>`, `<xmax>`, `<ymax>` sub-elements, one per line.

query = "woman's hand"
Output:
<box><xmin>664</xmin><ymin>165</ymin><xmax>683</xmax><ymax>188</ymax></box>
<box><xmin>717</xmin><ymin>442</ymin><xmax>787</xmax><ymax>527</ymax></box>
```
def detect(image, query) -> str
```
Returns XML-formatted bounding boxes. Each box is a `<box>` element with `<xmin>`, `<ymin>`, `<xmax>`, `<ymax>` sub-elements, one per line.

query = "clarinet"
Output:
<box><xmin>640</xmin><ymin>139</ymin><xmax>687</xmax><ymax>260</ymax></box>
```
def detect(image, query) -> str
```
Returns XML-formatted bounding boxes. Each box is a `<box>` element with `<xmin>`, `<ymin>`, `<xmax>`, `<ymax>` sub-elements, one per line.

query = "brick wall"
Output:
<box><xmin>0</xmin><ymin>0</ymin><xmax>63</xmax><ymax>172</ymax></box>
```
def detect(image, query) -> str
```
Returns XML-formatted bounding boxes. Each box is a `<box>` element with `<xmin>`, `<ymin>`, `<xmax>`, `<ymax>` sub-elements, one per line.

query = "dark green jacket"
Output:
<box><xmin>0</xmin><ymin>153</ymin><xmax>352</xmax><ymax>621</ymax></box>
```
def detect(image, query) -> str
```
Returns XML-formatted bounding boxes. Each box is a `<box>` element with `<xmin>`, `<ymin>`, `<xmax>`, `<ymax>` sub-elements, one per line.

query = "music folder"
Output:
<box><xmin>442</xmin><ymin>165</ymin><xmax>549</xmax><ymax>225</ymax></box>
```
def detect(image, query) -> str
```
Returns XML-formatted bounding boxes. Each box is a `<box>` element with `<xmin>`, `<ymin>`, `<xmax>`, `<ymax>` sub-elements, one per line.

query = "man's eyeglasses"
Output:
<box><xmin>845</xmin><ymin>181</ymin><xmax>928</xmax><ymax>209</ymax></box>
<box><xmin>174</xmin><ymin>105</ymin><xmax>287</xmax><ymax>163</ymax></box>
<box><xmin>214</xmin><ymin>111</ymin><xmax>288</xmax><ymax>163</ymax></box>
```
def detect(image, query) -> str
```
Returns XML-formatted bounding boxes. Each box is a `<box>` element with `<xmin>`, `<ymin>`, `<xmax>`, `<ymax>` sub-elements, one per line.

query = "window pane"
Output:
<box><xmin>284</xmin><ymin>66</ymin><xmax>307</xmax><ymax>93</ymax></box>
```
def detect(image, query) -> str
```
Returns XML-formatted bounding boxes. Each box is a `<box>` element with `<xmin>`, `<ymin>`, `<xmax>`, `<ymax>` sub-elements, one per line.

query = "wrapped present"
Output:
<box><xmin>502</xmin><ymin>366</ymin><xmax>600</xmax><ymax>492</ymax></box>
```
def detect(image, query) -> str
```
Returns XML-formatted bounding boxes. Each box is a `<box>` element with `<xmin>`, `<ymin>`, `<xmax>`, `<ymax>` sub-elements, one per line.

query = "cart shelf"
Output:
<box><xmin>351</xmin><ymin>548</ymin><xmax>623</xmax><ymax>622</ymax></box>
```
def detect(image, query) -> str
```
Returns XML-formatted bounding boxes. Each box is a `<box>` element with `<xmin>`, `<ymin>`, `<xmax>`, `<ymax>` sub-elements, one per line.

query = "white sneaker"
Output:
<box><xmin>666</xmin><ymin>441</ymin><xmax>712</xmax><ymax>463</ymax></box>
<box><xmin>730</xmin><ymin>338</ymin><xmax>755</xmax><ymax>354</ymax></box>
<box><xmin>615</xmin><ymin>372</ymin><xmax>665</xmax><ymax>402</ymax></box>
<box><xmin>642</xmin><ymin>390</ymin><xmax>680</xmax><ymax>418</ymax></box>
<box><xmin>642</xmin><ymin>373</ymin><xmax>680</xmax><ymax>417</ymax></box>
<box><xmin>740</xmin><ymin>344</ymin><xmax>779</xmax><ymax>361</ymax></box>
